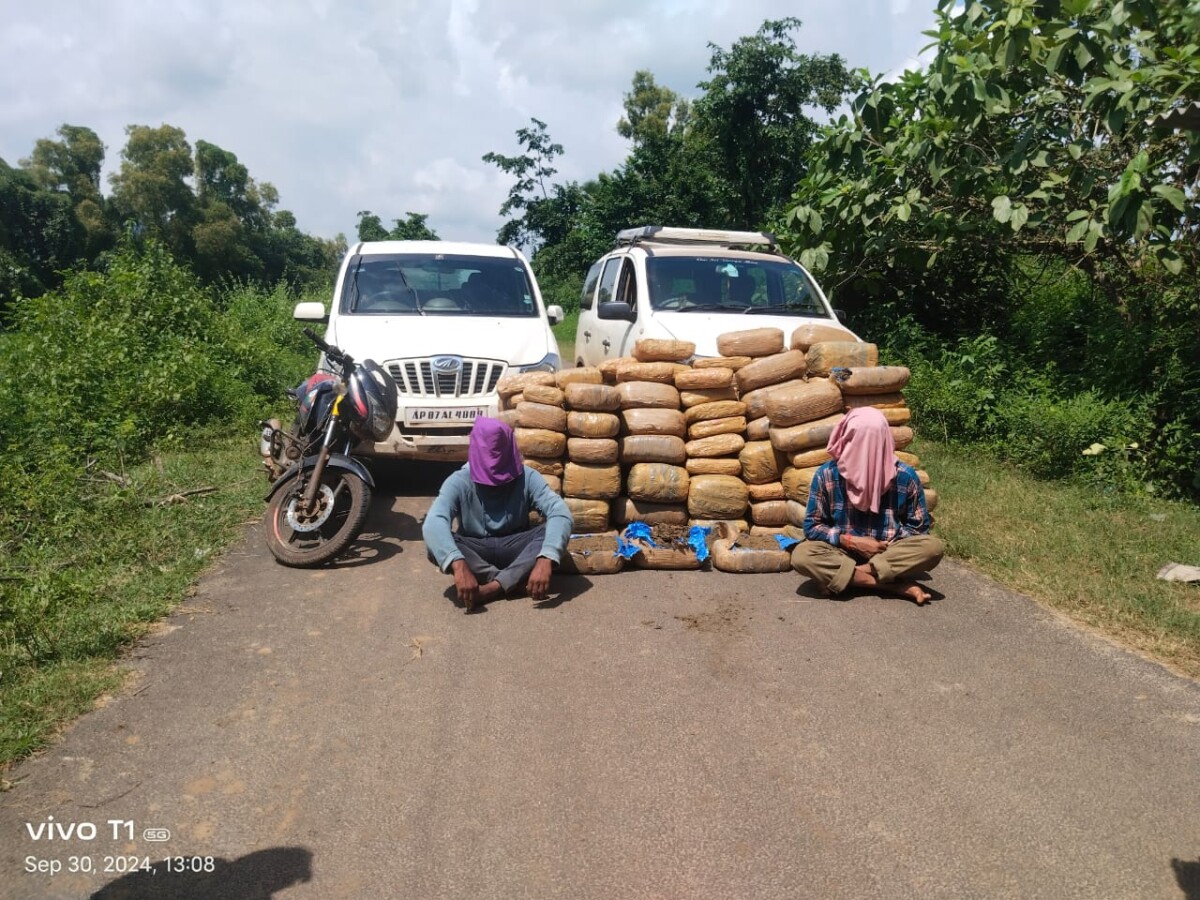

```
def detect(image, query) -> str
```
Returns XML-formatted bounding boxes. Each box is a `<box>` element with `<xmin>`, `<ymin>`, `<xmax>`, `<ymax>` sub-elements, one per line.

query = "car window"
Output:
<box><xmin>616</xmin><ymin>258</ymin><xmax>638</xmax><ymax>306</ymax></box>
<box><xmin>645</xmin><ymin>255</ymin><xmax>830</xmax><ymax>317</ymax></box>
<box><xmin>340</xmin><ymin>254</ymin><xmax>539</xmax><ymax>317</ymax></box>
<box><xmin>580</xmin><ymin>261</ymin><xmax>602</xmax><ymax>311</ymax></box>
<box><xmin>596</xmin><ymin>257</ymin><xmax>621</xmax><ymax>306</ymax></box>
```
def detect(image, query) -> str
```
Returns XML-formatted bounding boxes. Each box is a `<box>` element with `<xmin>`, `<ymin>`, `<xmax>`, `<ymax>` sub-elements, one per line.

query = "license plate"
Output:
<box><xmin>404</xmin><ymin>405</ymin><xmax>489</xmax><ymax>427</ymax></box>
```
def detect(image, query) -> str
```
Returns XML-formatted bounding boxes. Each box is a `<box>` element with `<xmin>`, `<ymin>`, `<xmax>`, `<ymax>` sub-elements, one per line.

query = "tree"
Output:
<box><xmin>20</xmin><ymin>124</ymin><xmax>113</xmax><ymax>259</ymax></box>
<box><xmin>356</xmin><ymin>210</ymin><xmax>439</xmax><ymax>242</ymax></box>
<box><xmin>483</xmin><ymin>118</ymin><xmax>564</xmax><ymax>252</ymax></box>
<box><xmin>618</xmin><ymin>71</ymin><xmax>691</xmax><ymax>146</ymax></box>
<box><xmin>109</xmin><ymin>124</ymin><xmax>196</xmax><ymax>256</ymax></box>
<box><xmin>692</xmin><ymin>18</ymin><xmax>853</xmax><ymax>227</ymax></box>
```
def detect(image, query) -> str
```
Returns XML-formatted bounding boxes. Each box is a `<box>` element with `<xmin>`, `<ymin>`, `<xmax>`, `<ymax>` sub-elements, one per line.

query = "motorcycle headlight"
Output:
<box><xmin>518</xmin><ymin>353</ymin><xmax>561</xmax><ymax>373</ymax></box>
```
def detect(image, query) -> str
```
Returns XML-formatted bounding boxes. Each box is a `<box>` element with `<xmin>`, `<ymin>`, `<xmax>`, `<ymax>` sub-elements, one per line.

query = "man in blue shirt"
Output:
<box><xmin>423</xmin><ymin>418</ymin><xmax>573</xmax><ymax>611</ymax></box>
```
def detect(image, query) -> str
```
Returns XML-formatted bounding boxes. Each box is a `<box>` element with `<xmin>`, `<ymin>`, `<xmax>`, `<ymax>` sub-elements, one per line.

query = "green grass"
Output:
<box><xmin>916</xmin><ymin>438</ymin><xmax>1200</xmax><ymax>675</ymax></box>
<box><xmin>0</xmin><ymin>433</ymin><xmax>266</xmax><ymax>767</ymax></box>
<box><xmin>553</xmin><ymin>309</ymin><xmax>579</xmax><ymax>366</ymax></box>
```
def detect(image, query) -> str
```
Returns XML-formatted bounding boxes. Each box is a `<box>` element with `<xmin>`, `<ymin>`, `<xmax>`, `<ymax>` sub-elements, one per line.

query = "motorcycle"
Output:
<box><xmin>258</xmin><ymin>328</ymin><xmax>398</xmax><ymax>567</ymax></box>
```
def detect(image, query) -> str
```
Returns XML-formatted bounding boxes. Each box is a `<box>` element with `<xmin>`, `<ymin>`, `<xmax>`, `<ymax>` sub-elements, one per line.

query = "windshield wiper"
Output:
<box><xmin>395</xmin><ymin>266</ymin><xmax>424</xmax><ymax>316</ymax></box>
<box><xmin>744</xmin><ymin>304</ymin><xmax>824</xmax><ymax>315</ymax></box>
<box><xmin>671</xmin><ymin>304</ymin><xmax>747</xmax><ymax>312</ymax></box>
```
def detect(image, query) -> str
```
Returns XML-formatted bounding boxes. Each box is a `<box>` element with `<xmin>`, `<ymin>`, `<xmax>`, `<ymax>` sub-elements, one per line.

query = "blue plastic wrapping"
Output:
<box><xmin>688</xmin><ymin>526</ymin><xmax>711</xmax><ymax>562</ymax></box>
<box><xmin>775</xmin><ymin>534</ymin><xmax>802</xmax><ymax>550</ymax></box>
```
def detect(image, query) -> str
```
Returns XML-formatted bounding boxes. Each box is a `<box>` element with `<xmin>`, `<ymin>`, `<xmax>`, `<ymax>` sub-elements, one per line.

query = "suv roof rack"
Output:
<box><xmin>615</xmin><ymin>226</ymin><xmax>778</xmax><ymax>250</ymax></box>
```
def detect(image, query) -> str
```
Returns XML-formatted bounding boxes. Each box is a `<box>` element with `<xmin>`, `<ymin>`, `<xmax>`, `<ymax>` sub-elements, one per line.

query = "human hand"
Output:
<box><xmin>842</xmin><ymin>534</ymin><xmax>888</xmax><ymax>558</ymax></box>
<box><xmin>527</xmin><ymin>557</ymin><xmax>553</xmax><ymax>602</ymax></box>
<box><xmin>452</xmin><ymin>560</ymin><xmax>480</xmax><ymax>609</ymax></box>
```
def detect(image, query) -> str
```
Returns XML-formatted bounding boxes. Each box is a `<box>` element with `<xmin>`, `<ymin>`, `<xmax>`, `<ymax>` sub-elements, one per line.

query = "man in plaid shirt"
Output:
<box><xmin>792</xmin><ymin>408</ymin><xmax>943</xmax><ymax>605</ymax></box>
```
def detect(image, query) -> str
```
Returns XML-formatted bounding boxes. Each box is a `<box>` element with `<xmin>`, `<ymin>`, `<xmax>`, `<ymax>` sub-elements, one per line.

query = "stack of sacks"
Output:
<box><xmin>552</xmin><ymin>366</ymin><xmax>621</xmax><ymax>523</ymax></box>
<box><xmin>795</xmin><ymin>324</ymin><xmax>937</xmax><ymax>512</ymax></box>
<box><xmin>558</xmin><ymin>372</ymin><xmax>621</xmax><ymax>532</ymax></box>
<box><xmin>615</xmin><ymin>340</ymin><xmax>693</xmax><ymax>532</ymax></box>
<box><xmin>509</xmin><ymin>380</ymin><xmax>570</xmax><ymax>494</ymax></box>
<box><xmin>495</xmin><ymin>371</ymin><xmax>556</xmax><ymax>423</ymax></box>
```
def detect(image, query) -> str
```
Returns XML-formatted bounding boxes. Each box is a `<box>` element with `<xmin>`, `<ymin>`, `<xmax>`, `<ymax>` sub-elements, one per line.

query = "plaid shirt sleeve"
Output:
<box><xmin>894</xmin><ymin>464</ymin><xmax>932</xmax><ymax>539</ymax></box>
<box><xmin>803</xmin><ymin>463</ymin><xmax>843</xmax><ymax>546</ymax></box>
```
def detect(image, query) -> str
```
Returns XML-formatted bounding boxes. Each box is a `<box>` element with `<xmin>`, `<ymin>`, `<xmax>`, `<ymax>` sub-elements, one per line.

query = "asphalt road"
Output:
<box><xmin>2</xmin><ymin>463</ymin><xmax>1199</xmax><ymax>900</ymax></box>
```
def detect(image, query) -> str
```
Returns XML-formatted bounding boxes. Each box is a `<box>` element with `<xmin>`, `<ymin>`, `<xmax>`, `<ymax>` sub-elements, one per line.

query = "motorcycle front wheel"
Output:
<box><xmin>265</xmin><ymin>466</ymin><xmax>372</xmax><ymax>567</ymax></box>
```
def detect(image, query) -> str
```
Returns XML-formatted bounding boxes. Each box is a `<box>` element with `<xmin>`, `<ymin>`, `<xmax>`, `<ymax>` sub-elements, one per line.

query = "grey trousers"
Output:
<box><xmin>791</xmin><ymin>534</ymin><xmax>945</xmax><ymax>595</ymax></box>
<box><xmin>450</xmin><ymin>525</ymin><xmax>547</xmax><ymax>594</ymax></box>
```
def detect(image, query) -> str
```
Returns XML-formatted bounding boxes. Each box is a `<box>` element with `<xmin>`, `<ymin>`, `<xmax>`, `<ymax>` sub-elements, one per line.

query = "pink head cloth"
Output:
<box><xmin>467</xmin><ymin>417</ymin><xmax>524</xmax><ymax>486</ymax></box>
<box><xmin>825</xmin><ymin>407</ymin><xmax>897</xmax><ymax>514</ymax></box>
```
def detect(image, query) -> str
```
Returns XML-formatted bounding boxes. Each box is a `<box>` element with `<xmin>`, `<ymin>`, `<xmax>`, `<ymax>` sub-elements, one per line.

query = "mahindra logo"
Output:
<box><xmin>432</xmin><ymin>356</ymin><xmax>462</xmax><ymax>372</ymax></box>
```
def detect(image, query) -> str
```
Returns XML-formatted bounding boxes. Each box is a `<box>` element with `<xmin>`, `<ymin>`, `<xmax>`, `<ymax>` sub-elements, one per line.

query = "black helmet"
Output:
<box><xmin>346</xmin><ymin>359</ymin><xmax>398</xmax><ymax>442</ymax></box>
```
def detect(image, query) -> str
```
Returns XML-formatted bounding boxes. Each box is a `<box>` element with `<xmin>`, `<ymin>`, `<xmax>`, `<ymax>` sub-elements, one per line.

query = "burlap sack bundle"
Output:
<box><xmin>615</xmin><ymin>381</ymin><xmax>681</xmax><ymax>410</ymax></box>
<box><xmin>598</xmin><ymin>356</ymin><xmax>638</xmax><ymax>384</ymax></box>
<box><xmin>621</xmin><ymin>435</ymin><xmax>688</xmax><ymax>465</ymax></box>
<box><xmin>790</xmin><ymin>323</ymin><xmax>857</xmax><ymax>351</ymax></box>
<box><xmin>741</xmin><ymin>379</ymin><xmax>805</xmax><ymax>420</ymax></box>
<box><xmin>842</xmin><ymin>393</ymin><xmax>907</xmax><ymax>410</ymax></box>
<box><xmin>746</xmin><ymin>416</ymin><xmax>771</xmax><ymax>441</ymax></box>
<box><xmin>496</xmin><ymin>371</ymin><xmax>555</xmax><ymax>399</ymax></box>
<box><xmin>750</xmin><ymin>500</ymin><xmax>790</xmax><ymax>527</ymax></box>
<box><xmin>615</xmin><ymin>362</ymin><xmax>690</xmax><ymax>385</ymax></box>
<box><xmin>830</xmin><ymin>365</ymin><xmax>909</xmax><ymax>395</ymax></box>
<box><xmin>564</xmin><ymin>498</ymin><xmax>611</xmax><ymax>533</ymax></box>
<box><xmin>791</xmin><ymin>447</ymin><xmax>833</xmax><ymax>468</ymax></box>
<box><xmin>555</xmin><ymin>366</ymin><xmax>605</xmax><ymax>389</ymax></box>
<box><xmin>763</xmin><ymin>379</ymin><xmax>843</xmax><ymax>428</ymax></box>
<box><xmin>694</xmin><ymin>355</ymin><xmax>752</xmax><ymax>371</ymax></box>
<box><xmin>523</xmin><ymin>384</ymin><xmax>566</xmax><ymax>407</ymax></box>
<box><xmin>747</xmin><ymin>481</ymin><xmax>785</xmax><ymax>502</ymax></box>
<box><xmin>716</xmin><ymin>327</ymin><xmax>785</xmax><ymax>358</ymax></box>
<box><xmin>679</xmin><ymin>385</ymin><xmax>739</xmax><ymax>408</ymax></box>
<box><xmin>515</xmin><ymin>427</ymin><xmax>567</xmax><ymax>458</ymax></box>
<box><xmin>685</xmin><ymin>433</ymin><xmax>745</xmax><ymax>459</ymax></box>
<box><xmin>621</xmin><ymin>408</ymin><xmax>687</xmax><ymax>438</ymax></box>
<box><xmin>735</xmin><ymin>350</ymin><xmax>808</xmax><ymax>395</ymax></box>
<box><xmin>567</xmin><ymin>438</ymin><xmax>619</xmax><ymax>465</ymax></box>
<box><xmin>768</xmin><ymin>413</ymin><xmax>845</xmax><ymax>453</ymax></box>
<box><xmin>685</xmin><ymin>458</ymin><xmax>743</xmax><ymax>476</ymax></box>
<box><xmin>892</xmin><ymin>426</ymin><xmax>914</xmax><ymax>450</ymax></box>
<box><xmin>782</xmin><ymin>466</ymin><xmax>822</xmax><ymax>503</ymax></box>
<box><xmin>739</xmin><ymin>440</ymin><xmax>786</xmax><ymax>484</ymax></box>
<box><xmin>687</xmin><ymin>474</ymin><xmax>749</xmax><ymax>520</ymax></box>
<box><xmin>687</xmin><ymin>416</ymin><xmax>747</xmax><ymax>440</ymax></box>
<box><xmin>633</xmin><ymin>338</ymin><xmax>696</xmax><ymax>362</ymax></box>
<box><xmin>562</xmin><ymin>462</ymin><xmax>622</xmax><ymax>499</ymax></box>
<box><xmin>675</xmin><ymin>367</ymin><xmax>734</xmax><ymax>390</ymax></box>
<box><xmin>523</xmin><ymin>457</ymin><xmax>564</xmax><ymax>478</ymax></box>
<box><xmin>684</xmin><ymin>400</ymin><xmax>746</xmax><ymax>424</ymax></box>
<box><xmin>805</xmin><ymin>342</ymin><xmax>879</xmax><ymax>377</ymax></box>
<box><xmin>564</xmin><ymin>382</ymin><xmax>621</xmax><ymax>412</ymax></box>
<box><xmin>567</xmin><ymin>411</ymin><xmax>621</xmax><ymax>439</ymax></box>
<box><xmin>612</xmin><ymin>498</ymin><xmax>689</xmax><ymax>526</ymax></box>
<box><xmin>517</xmin><ymin>401</ymin><xmax>568</xmax><ymax>432</ymax></box>
<box><xmin>626</xmin><ymin>463</ymin><xmax>690</xmax><ymax>503</ymax></box>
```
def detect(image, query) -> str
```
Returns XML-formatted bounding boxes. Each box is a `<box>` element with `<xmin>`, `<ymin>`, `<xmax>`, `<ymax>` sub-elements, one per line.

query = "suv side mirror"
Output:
<box><xmin>294</xmin><ymin>302</ymin><xmax>328</xmax><ymax>322</ymax></box>
<box><xmin>598</xmin><ymin>301</ymin><xmax>635</xmax><ymax>322</ymax></box>
<box><xmin>546</xmin><ymin>304</ymin><xmax>565</xmax><ymax>325</ymax></box>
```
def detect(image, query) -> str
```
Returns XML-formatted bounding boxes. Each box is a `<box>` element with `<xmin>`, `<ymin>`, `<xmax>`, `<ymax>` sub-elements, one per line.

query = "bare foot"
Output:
<box><xmin>896</xmin><ymin>580</ymin><xmax>932</xmax><ymax>606</ymax></box>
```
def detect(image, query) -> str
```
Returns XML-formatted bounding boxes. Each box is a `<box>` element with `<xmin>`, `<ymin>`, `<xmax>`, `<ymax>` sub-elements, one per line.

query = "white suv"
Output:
<box><xmin>295</xmin><ymin>240</ymin><xmax>563</xmax><ymax>460</ymax></box>
<box><xmin>573</xmin><ymin>226</ymin><xmax>857</xmax><ymax>365</ymax></box>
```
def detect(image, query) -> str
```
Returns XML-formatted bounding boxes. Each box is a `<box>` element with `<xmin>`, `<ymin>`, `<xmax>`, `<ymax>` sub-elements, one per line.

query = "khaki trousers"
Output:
<box><xmin>791</xmin><ymin>535</ymin><xmax>944</xmax><ymax>595</ymax></box>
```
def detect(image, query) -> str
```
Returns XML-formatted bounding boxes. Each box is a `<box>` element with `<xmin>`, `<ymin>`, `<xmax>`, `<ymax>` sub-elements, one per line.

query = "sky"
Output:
<box><xmin>0</xmin><ymin>0</ymin><xmax>937</xmax><ymax>245</ymax></box>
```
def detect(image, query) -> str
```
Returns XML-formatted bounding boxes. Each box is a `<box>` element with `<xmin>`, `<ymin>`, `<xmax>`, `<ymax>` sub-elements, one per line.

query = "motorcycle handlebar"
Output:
<box><xmin>303</xmin><ymin>328</ymin><xmax>355</xmax><ymax>370</ymax></box>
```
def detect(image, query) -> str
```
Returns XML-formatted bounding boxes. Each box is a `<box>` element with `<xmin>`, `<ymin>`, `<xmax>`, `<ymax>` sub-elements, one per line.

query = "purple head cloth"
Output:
<box><xmin>467</xmin><ymin>417</ymin><xmax>524</xmax><ymax>486</ymax></box>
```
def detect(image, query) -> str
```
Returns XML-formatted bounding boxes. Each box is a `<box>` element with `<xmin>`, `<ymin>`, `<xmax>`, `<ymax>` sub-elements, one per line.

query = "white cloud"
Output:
<box><xmin>0</xmin><ymin>0</ymin><xmax>936</xmax><ymax>245</ymax></box>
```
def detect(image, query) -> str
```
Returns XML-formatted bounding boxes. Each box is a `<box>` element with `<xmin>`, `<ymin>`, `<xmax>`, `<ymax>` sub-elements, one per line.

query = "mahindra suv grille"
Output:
<box><xmin>385</xmin><ymin>357</ymin><xmax>507</xmax><ymax>398</ymax></box>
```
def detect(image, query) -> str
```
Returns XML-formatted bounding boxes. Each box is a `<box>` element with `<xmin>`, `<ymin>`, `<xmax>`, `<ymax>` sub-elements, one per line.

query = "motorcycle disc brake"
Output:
<box><xmin>285</xmin><ymin>483</ymin><xmax>337</xmax><ymax>532</ymax></box>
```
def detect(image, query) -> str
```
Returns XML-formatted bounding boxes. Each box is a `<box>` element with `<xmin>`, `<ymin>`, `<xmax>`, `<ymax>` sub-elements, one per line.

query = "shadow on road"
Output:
<box><xmin>90</xmin><ymin>846</ymin><xmax>312</xmax><ymax>899</ymax></box>
<box><xmin>1173</xmin><ymin>857</ymin><xmax>1200</xmax><ymax>899</ymax></box>
<box><xmin>440</xmin><ymin>575</ymin><xmax>595</xmax><ymax>613</ymax></box>
<box><xmin>368</xmin><ymin>459</ymin><xmax>460</xmax><ymax>498</ymax></box>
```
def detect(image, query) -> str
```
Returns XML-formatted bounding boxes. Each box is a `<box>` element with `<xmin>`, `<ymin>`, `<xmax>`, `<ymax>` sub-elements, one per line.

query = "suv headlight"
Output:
<box><xmin>518</xmin><ymin>353</ymin><xmax>560</xmax><ymax>373</ymax></box>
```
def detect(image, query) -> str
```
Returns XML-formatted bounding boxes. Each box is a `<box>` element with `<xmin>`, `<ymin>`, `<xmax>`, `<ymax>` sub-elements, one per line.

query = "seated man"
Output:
<box><xmin>423</xmin><ymin>418</ymin><xmax>572</xmax><ymax>611</ymax></box>
<box><xmin>791</xmin><ymin>407</ymin><xmax>943</xmax><ymax>605</ymax></box>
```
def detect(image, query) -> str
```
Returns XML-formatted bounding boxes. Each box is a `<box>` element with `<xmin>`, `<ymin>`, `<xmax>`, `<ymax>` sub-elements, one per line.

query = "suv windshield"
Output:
<box><xmin>341</xmin><ymin>254</ymin><xmax>539</xmax><ymax>317</ymax></box>
<box><xmin>646</xmin><ymin>255</ymin><xmax>830</xmax><ymax>317</ymax></box>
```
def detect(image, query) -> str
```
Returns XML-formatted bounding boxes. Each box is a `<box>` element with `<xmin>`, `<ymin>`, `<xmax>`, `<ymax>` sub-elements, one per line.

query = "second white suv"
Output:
<box><xmin>573</xmin><ymin>226</ymin><xmax>857</xmax><ymax>366</ymax></box>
